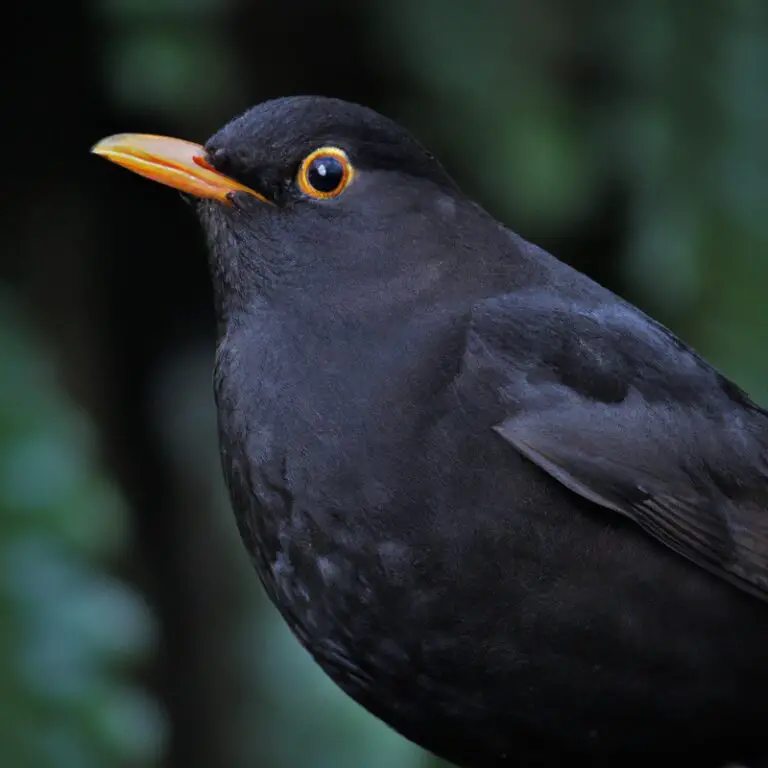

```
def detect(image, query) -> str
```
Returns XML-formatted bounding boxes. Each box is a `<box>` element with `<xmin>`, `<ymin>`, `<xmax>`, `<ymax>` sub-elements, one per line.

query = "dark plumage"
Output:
<box><xmin>95</xmin><ymin>96</ymin><xmax>768</xmax><ymax>768</ymax></box>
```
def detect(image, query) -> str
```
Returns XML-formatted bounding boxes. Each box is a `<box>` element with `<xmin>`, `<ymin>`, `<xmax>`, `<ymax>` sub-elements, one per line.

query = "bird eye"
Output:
<box><xmin>298</xmin><ymin>147</ymin><xmax>354</xmax><ymax>199</ymax></box>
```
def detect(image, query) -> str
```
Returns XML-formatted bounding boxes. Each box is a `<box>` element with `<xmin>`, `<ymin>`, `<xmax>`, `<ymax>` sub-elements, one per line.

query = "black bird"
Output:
<box><xmin>92</xmin><ymin>96</ymin><xmax>768</xmax><ymax>768</ymax></box>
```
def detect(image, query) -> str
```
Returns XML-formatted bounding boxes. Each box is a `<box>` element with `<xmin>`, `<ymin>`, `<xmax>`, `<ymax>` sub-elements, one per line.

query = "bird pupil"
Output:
<box><xmin>308</xmin><ymin>156</ymin><xmax>343</xmax><ymax>193</ymax></box>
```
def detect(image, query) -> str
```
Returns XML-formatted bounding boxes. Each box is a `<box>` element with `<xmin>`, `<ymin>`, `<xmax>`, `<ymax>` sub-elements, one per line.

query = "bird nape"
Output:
<box><xmin>91</xmin><ymin>96</ymin><xmax>768</xmax><ymax>768</ymax></box>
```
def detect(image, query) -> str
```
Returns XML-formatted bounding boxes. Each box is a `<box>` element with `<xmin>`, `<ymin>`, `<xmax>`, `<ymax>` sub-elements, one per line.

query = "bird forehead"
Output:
<box><xmin>203</xmin><ymin>97</ymin><xmax>433</xmax><ymax>177</ymax></box>
<box><xmin>207</xmin><ymin>101</ymin><xmax>360</xmax><ymax>157</ymax></box>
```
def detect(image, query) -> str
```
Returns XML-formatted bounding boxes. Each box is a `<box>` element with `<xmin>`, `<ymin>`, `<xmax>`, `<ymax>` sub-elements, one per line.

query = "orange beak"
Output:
<box><xmin>90</xmin><ymin>133</ymin><xmax>269</xmax><ymax>205</ymax></box>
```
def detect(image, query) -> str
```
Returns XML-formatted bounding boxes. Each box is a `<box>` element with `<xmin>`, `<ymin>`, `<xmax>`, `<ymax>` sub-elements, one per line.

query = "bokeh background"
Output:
<box><xmin>3</xmin><ymin>1</ymin><xmax>767</xmax><ymax>766</ymax></box>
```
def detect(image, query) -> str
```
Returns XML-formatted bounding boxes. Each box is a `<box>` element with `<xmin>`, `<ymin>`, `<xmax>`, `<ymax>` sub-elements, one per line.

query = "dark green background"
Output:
<box><xmin>2</xmin><ymin>1</ymin><xmax>767</xmax><ymax>766</ymax></box>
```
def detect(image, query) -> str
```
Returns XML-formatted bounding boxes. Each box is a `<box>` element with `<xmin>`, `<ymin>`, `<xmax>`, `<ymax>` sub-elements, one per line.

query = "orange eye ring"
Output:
<box><xmin>297</xmin><ymin>146</ymin><xmax>355</xmax><ymax>199</ymax></box>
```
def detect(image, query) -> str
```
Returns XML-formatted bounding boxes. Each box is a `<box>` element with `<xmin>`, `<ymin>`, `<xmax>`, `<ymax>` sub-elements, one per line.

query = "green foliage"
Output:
<box><xmin>0</xmin><ymin>297</ymin><xmax>165</xmax><ymax>768</ymax></box>
<box><xmin>96</xmin><ymin>0</ymin><xmax>243</xmax><ymax>127</ymax></box>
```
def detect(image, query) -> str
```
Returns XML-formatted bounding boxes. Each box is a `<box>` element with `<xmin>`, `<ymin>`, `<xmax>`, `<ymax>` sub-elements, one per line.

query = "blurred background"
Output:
<box><xmin>2</xmin><ymin>1</ymin><xmax>767</xmax><ymax>766</ymax></box>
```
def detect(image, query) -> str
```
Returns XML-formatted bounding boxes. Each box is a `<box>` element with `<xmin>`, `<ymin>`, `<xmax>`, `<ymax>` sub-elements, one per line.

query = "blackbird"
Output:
<box><xmin>92</xmin><ymin>96</ymin><xmax>768</xmax><ymax>768</ymax></box>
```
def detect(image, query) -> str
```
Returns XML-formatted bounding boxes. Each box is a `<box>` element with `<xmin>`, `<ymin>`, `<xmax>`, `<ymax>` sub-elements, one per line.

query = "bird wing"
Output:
<box><xmin>465</xmin><ymin>289</ymin><xmax>768</xmax><ymax>601</ymax></box>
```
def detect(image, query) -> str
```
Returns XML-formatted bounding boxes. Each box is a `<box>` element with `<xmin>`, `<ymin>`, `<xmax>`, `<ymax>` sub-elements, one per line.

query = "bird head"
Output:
<box><xmin>92</xmin><ymin>97</ymin><xmax>468</xmax><ymax>322</ymax></box>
